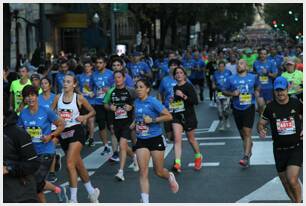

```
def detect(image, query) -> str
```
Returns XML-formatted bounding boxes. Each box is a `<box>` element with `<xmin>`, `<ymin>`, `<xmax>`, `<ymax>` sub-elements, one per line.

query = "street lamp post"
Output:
<box><xmin>110</xmin><ymin>5</ymin><xmax>116</xmax><ymax>54</ymax></box>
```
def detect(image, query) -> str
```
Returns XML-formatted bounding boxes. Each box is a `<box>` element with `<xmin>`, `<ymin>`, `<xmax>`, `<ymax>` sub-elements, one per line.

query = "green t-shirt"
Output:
<box><xmin>242</xmin><ymin>54</ymin><xmax>258</xmax><ymax>71</ymax></box>
<box><xmin>281</xmin><ymin>70</ymin><xmax>303</xmax><ymax>94</ymax></box>
<box><xmin>9</xmin><ymin>79</ymin><xmax>31</xmax><ymax>112</ymax></box>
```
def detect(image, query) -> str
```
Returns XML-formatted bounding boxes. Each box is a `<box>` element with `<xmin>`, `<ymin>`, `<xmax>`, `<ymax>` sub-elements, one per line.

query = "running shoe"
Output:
<box><xmin>46</xmin><ymin>172</ymin><xmax>58</xmax><ymax>183</ymax></box>
<box><xmin>87</xmin><ymin>138</ymin><xmax>95</xmax><ymax>147</ymax></box>
<box><xmin>172</xmin><ymin>163</ymin><xmax>182</xmax><ymax>173</ymax></box>
<box><xmin>194</xmin><ymin>155</ymin><xmax>203</xmax><ymax>171</ymax></box>
<box><xmin>57</xmin><ymin>186</ymin><xmax>68</xmax><ymax>203</ymax></box>
<box><xmin>109</xmin><ymin>151</ymin><xmax>120</xmax><ymax>162</ymax></box>
<box><xmin>115</xmin><ymin>170</ymin><xmax>125</xmax><ymax>181</ymax></box>
<box><xmin>88</xmin><ymin>188</ymin><xmax>100</xmax><ymax>203</ymax></box>
<box><xmin>101</xmin><ymin>146</ymin><xmax>111</xmax><ymax>155</ymax></box>
<box><xmin>239</xmin><ymin>155</ymin><xmax>250</xmax><ymax>168</ymax></box>
<box><xmin>209</xmin><ymin>101</ymin><xmax>214</xmax><ymax>107</ymax></box>
<box><xmin>132</xmin><ymin>155</ymin><xmax>139</xmax><ymax>172</ymax></box>
<box><xmin>168</xmin><ymin>172</ymin><xmax>179</xmax><ymax>193</ymax></box>
<box><xmin>219</xmin><ymin>121</ymin><xmax>225</xmax><ymax>131</ymax></box>
<box><xmin>55</xmin><ymin>154</ymin><xmax>61</xmax><ymax>172</ymax></box>
<box><xmin>69</xmin><ymin>200</ymin><xmax>78</xmax><ymax>203</ymax></box>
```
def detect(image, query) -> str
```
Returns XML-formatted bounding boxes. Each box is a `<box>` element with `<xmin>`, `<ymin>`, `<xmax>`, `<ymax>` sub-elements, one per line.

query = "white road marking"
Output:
<box><xmin>250</xmin><ymin>141</ymin><xmax>275</xmax><ymax>165</ymax></box>
<box><xmin>188</xmin><ymin>162</ymin><xmax>220</xmax><ymax>167</ymax></box>
<box><xmin>208</xmin><ymin>120</ymin><xmax>220</xmax><ymax>132</ymax></box>
<box><xmin>236</xmin><ymin>177</ymin><xmax>303</xmax><ymax>203</ymax></box>
<box><xmin>83</xmin><ymin>147</ymin><xmax>113</xmax><ymax>169</ymax></box>
<box><xmin>199</xmin><ymin>142</ymin><xmax>226</xmax><ymax>146</ymax></box>
<box><xmin>182</xmin><ymin>136</ymin><xmax>272</xmax><ymax>141</ymax></box>
<box><xmin>128</xmin><ymin>143</ymin><xmax>174</xmax><ymax>169</ymax></box>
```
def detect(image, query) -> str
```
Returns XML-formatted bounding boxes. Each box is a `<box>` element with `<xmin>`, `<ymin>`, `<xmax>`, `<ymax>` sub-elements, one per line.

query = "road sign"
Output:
<box><xmin>112</xmin><ymin>3</ymin><xmax>128</xmax><ymax>13</ymax></box>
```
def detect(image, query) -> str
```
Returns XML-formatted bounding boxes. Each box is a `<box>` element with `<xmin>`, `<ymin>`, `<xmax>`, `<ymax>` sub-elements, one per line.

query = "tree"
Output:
<box><xmin>264</xmin><ymin>3</ymin><xmax>303</xmax><ymax>40</ymax></box>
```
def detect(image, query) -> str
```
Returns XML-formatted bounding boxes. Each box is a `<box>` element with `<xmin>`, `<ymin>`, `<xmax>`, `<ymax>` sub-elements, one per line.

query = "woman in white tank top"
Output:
<box><xmin>52</xmin><ymin>74</ymin><xmax>100</xmax><ymax>203</ymax></box>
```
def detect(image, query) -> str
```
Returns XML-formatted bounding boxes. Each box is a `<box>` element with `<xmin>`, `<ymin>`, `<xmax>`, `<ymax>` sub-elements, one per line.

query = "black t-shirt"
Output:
<box><xmin>262</xmin><ymin>98</ymin><xmax>302</xmax><ymax>147</ymax></box>
<box><xmin>107</xmin><ymin>87</ymin><xmax>136</xmax><ymax>125</ymax></box>
<box><xmin>172</xmin><ymin>82</ymin><xmax>198</xmax><ymax>123</ymax></box>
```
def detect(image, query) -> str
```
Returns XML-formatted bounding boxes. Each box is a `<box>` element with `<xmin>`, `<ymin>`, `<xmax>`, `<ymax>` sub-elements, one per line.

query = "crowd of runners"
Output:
<box><xmin>3</xmin><ymin>43</ymin><xmax>303</xmax><ymax>203</ymax></box>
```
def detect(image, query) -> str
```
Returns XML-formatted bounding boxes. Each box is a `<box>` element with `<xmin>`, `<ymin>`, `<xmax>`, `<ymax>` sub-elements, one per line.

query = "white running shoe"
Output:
<box><xmin>168</xmin><ymin>172</ymin><xmax>179</xmax><ymax>193</ymax></box>
<box><xmin>209</xmin><ymin>101</ymin><xmax>214</xmax><ymax>107</ymax></box>
<box><xmin>219</xmin><ymin>121</ymin><xmax>225</xmax><ymax>131</ymax></box>
<box><xmin>69</xmin><ymin>200</ymin><xmax>78</xmax><ymax>203</ymax></box>
<box><xmin>133</xmin><ymin>155</ymin><xmax>139</xmax><ymax>172</ymax></box>
<box><xmin>115</xmin><ymin>170</ymin><xmax>125</xmax><ymax>181</ymax></box>
<box><xmin>88</xmin><ymin>188</ymin><xmax>100</xmax><ymax>203</ymax></box>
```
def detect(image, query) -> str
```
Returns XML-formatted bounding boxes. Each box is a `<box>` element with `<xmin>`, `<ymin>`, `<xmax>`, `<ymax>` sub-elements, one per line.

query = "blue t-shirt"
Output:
<box><xmin>224</xmin><ymin>73</ymin><xmax>258</xmax><ymax>110</ymax></box>
<box><xmin>253</xmin><ymin>60</ymin><xmax>277</xmax><ymax>90</ymax></box>
<box><xmin>159</xmin><ymin>76</ymin><xmax>177</xmax><ymax>110</ymax></box>
<box><xmin>267</xmin><ymin>55</ymin><xmax>284</xmax><ymax>70</ymax></box>
<box><xmin>134</xmin><ymin>96</ymin><xmax>165</xmax><ymax>139</ymax></box>
<box><xmin>127</xmin><ymin>61</ymin><xmax>151</xmax><ymax>79</ymax></box>
<box><xmin>17</xmin><ymin>106</ymin><xmax>58</xmax><ymax>154</ymax></box>
<box><xmin>77</xmin><ymin>73</ymin><xmax>95</xmax><ymax>105</ymax></box>
<box><xmin>213</xmin><ymin>70</ymin><xmax>232</xmax><ymax>91</ymax></box>
<box><xmin>108</xmin><ymin>73</ymin><xmax>135</xmax><ymax>88</ymax></box>
<box><xmin>189</xmin><ymin>58</ymin><xmax>206</xmax><ymax>79</ymax></box>
<box><xmin>92</xmin><ymin>69</ymin><xmax>113</xmax><ymax>105</ymax></box>
<box><xmin>182</xmin><ymin>58</ymin><xmax>196</xmax><ymax>77</ymax></box>
<box><xmin>55</xmin><ymin>70</ymin><xmax>75</xmax><ymax>93</ymax></box>
<box><xmin>38</xmin><ymin>93</ymin><xmax>55</xmax><ymax>108</ymax></box>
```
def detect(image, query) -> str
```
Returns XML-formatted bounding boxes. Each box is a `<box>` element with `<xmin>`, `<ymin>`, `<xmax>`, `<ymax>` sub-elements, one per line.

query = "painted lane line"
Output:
<box><xmin>83</xmin><ymin>146</ymin><xmax>113</xmax><ymax>170</ymax></box>
<box><xmin>44</xmin><ymin>171</ymin><xmax>95</xmax><ymax>194</ymax></box>
<box><xmin>182</xmin><ymin>135</ymin><xmax>272</xmax><ymax>141</ymax></box>
<box><xmin>188</xmin><ymin>162</ymin><xmax>220</xmax><ymax>167</ymax></box>
<box><xmin>208</xmin><ymin>120</ymin><xmax>220</xmax><ymax>132</ymax></box>
<box><xmin>236</xmin><ymin>176</ymin><xmax>303</xmax><ymax>203</ymax></box>
<box><xmin>128</xmin><ymin>143</ymin><xmax>174</xmax><ymax>169</ymax></box>
<box><xmin>250</xmin><ymin>141</ymin><xmax>275</xmax><ymax>165</ymax></box>
<box><xmin>199</xmin><ymin>142</ymin><xmax>225</xmax><ymax>146</ymax></box>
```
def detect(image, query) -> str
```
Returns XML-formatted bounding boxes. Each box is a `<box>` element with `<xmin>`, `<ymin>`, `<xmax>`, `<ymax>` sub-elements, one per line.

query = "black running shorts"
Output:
<box><xmin>113</xmin><ymin>123</ymin><xmax>132</xmax><ymax>142</ymax></box>
<box><xmin>232</xmin><ymin>105</ymin><xmax>255</xmax><ymax>130</ymax></box>
<box><xmin>134</xmin><ymin>135</ymin><xmax>166</xmax><ymax>151</ymax></box>
<box><xmin>59</xmin><ymin>124</ymin><xmax>86</xmax><ymax>152</ymax></box>
<box><xmin>273</xmin><ymin>142</ymin><xmax>303</xmax><ymax>173</ymax></box>
<box><xmin>35</xmin><ymin>154</ymin><xmax>54</xmax><ymax>193</ymax></box>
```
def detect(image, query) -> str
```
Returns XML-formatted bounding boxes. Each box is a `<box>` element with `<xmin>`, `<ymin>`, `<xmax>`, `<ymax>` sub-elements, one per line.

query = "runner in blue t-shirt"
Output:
<box><xmin>55</xmin><ymin>60</ymin><xmax>75</xmax><ymax>94</ymax></box>
<box><xmin>190</xmin><ymin>49</ymin><xmax>206</xmax><ymax>101</ymax></box>
<box><xmin>133</xmin><ymin>79</ymin><xmax>179</xmax><ymax>203</ymax></box>
<box><xmin>92</xmin><ymin>56</ymin><xmax>114</xmax><ymax>156</ymax></box>
<box><xmin>126</xmin><ymin>52</ymin><xmax>152</xmax><ymax>81</ymax></box>
<box><xmin>158</xmin><ymin>59</ymin><xmax>181</xmax><ymax>141</ymax></box>
<box><xmin>253</xmin><ymin>49</ymin><xmax>278</xmax><ymax>114</ymax></box>
<box><xmin>18</xmin><ymin>85</ymin><xmax>67</xmax><ymax>203</ymax></box>
<box><xmin>223</xmin><ymin>59</ymin><xmax>260</xmax><ymax>168</ymax></box>
<box><xmin>212</xmin><ymin>61</ymin><xmax>232</xmax><ymax>130</ymax></box>
<box><xmin>182</xmin><ymin>51</ymin><xmax>196</xmax><ymax>79</ymax></box>
<box><xmin>77</xmin><ymin>61</ymin><xmax>96</xmax><ymax>147</ymax></box>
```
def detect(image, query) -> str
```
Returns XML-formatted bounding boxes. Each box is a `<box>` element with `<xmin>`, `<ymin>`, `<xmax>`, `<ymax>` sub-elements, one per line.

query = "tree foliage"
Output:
<box><xmin>264</xmin><ymin>3</ymin><xmax>303</xmax><ymax>39</ymax></box>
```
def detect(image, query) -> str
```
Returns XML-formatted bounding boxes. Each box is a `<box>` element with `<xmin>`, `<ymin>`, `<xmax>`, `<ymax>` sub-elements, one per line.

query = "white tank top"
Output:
<box><xmin>57</xmin><ymin>93</ymin><xmax>80</xmax><ymax>128</ymax></box>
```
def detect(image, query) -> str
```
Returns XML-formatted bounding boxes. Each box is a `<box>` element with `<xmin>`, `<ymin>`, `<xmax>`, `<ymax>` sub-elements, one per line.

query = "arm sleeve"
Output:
<box><xmin>103</xmin><ymin>87</ymin><xmax>115</xmax><ymax>104</ymax></box>
<box><xmin>6</xmin><ymin>127</ymin><xmax>40</xmax><ymax>177</ymax></box>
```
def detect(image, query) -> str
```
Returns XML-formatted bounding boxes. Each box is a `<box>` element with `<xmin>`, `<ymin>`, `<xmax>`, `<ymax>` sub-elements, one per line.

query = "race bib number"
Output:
<box><xmin>83</xmin><ymin>84</ymin><xmax>92</xmax><ymax>96</ymax></box>
<box><xmin>136</xmin><ymin>121</ymin><xmax>149</xmax><ymax>136</ymax></box>
<box><xmin>115</xmin><ymin>107</ymin><xmax>128</xmax><ymax>119</ymax></box>
<box><xmin>59</xmin><ymin>109</ymin><xmax>73</xmax><ymax>122</ymax></box>
<box><xmin>61</xmin><ymin>129</ymin><xmax>75</xmax><ymax>139</ymax></box>
<box><xmin>170</xmin><ymin>100</ymin><xmax>185</xmax><ymax>113</ymax></box>
<box><xmin>26</xmin><ymin>126</ymin><xmax>42</xmax><ymax>143</ymax></box>
<box><xmin>217</xmin><ymin>92</ymin><xmax>225</xmax><ymax>99</ymax></box>
<box><xmin>276</xmin><ymin>117</ymin><xmax>296</xmax><ymax>136</ymax></box>
<box><xmin>186</xmin><ymin>69</ymin><xmax>191</xmax><ymax>76</ymax></box>
<box><xmin>259</xmin><ymin>76</ymin><xmax>269</xmax><ymax>84</ymax></box>
<box><xmin>239</xmin><ymin>93</ymin><xmax>251</xmax><ymax>105</ymax></box>
<box><xmin>97</xmin><ymin>87</ymin><xmax>106</xmax><ymax>99</ymax></box>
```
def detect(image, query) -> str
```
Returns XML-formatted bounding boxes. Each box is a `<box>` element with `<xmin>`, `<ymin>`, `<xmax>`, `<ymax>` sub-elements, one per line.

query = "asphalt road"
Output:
<box><xmin>45</xmin><ymin>89</ymin><xmax>303</xmax><ymax>203</ymax></box>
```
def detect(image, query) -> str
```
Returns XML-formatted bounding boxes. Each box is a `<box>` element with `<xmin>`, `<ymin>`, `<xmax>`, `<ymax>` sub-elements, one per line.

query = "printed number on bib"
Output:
<box><xmin>97</xmin><ymin>88</ymin><xmax>106</xmax><ymax>99</ymax></box>
<box><xmin>239</xmin><ymin>93</ymin><xmax>251</xmax><ymax>105</ymax></box>
<box><xmin>276</xmin><ymin>117</ymin><xmax>296</xmax><ymax>136</ymax></box>
<box><xmin>59</xmin><ymin>109</ymin><xmax>73</xmax><ymax>122</ymax></box>
<box><xmin>217</xmin><ymin>92</ymin><xmax>225</xmax><ymax>99</ymax></box>
<box><xmin>170</xmin><ymin>100</ymin><xmax>185</xmax><ymax>113</ymax></box>
<box><xmin>136</xmin><ymin>122</ymin><xmax>149</xmax><ymax>136</ymax></box>
<box><xmin>26</xmin><ymin>126</ymin><xmax>43</xmax><ymax>143</ymax></box>
<box><xmin>115</xmin><ymin>107</ymin><xmax>128</xmax><ymax>119</ymax></box>
<box><xmin>259</xmin><ymin>76</ymin><xmax>268</xmax><ymax>84</ymax></box>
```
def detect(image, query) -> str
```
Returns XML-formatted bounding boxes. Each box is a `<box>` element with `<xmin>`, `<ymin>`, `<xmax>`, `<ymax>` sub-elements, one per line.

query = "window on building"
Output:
<box><xmin>61</xmin><ymin>28</ymin><xmax>82</xmax><ymax>54</ymax></box>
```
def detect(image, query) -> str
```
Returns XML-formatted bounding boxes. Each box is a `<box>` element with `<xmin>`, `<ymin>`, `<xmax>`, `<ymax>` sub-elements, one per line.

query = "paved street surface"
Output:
<box><xmin>46</xmin><ymin>89</ymin><xmax>303</xmax><ymax>203</ymax></box>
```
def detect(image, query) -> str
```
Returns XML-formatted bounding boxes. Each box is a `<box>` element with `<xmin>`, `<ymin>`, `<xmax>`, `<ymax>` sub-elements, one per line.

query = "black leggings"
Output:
<box><xmin>206</xmin><ymin>78</ymin><xmax>216</xmax><ymax>102</ymax></box>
